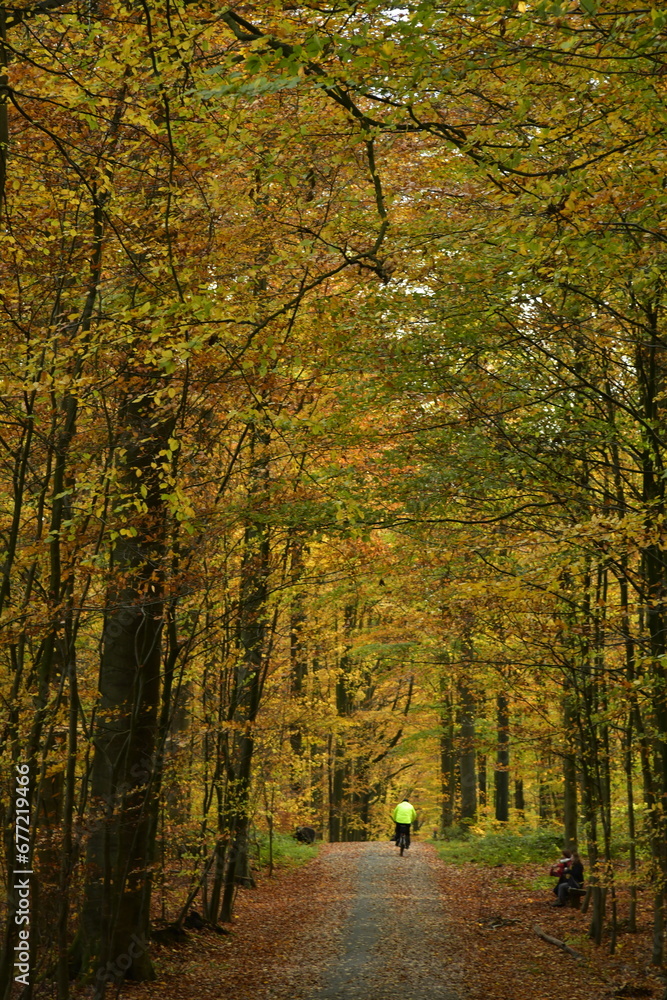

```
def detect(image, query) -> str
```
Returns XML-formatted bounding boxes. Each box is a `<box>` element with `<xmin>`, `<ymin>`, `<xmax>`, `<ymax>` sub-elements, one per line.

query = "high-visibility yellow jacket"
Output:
<box><xmin>392</xmin><ymin>800</ymin><xmax>417</xmax><ymax>824</ymax></box>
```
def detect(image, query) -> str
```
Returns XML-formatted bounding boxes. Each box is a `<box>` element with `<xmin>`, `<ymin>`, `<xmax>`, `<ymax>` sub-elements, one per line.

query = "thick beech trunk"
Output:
<box><xmin>75</xmin><ymin>380</ymin><xmax>172</xmax><ymax>987</ymax></box>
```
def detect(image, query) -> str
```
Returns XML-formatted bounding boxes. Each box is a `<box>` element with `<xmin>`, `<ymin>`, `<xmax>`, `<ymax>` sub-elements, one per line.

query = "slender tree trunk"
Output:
<box><xmin>0</xmin><ymin>7</ymin><xmax>7</xmax><ymax>211</ymax></box>
<box><xmin>635</xmin><ymin>304</ymin><xmax>667</xmax><ymax>964</ymax></box>
<box><xmin>458</xmin><ymin>677</ymin><xmax>477</xmax><ymax>823</ymax></box>
<box><xmin>328</xmin><ymin>608</ymin><xmax>355</xmax><ymax>842</ymax></box>
<box><xmin>288</xmin><ymin>536</ymin><xmax>308</xmax><ymax>782</ymax></box>
<box><xmin>439</xmin><ymin>673</ymin><xmax>456</xmax><ymax>832</ymax></box>
<box><xmin>562</xmin><ymin>694</ymin><xmax>578</xmax><ymax>851</ymax></box>
<box><xmin>219</xmin><ymin>424</ymin><xmax>270</xmax><ymax>923</ymax></box>
<box><xmin>494</xmin><ymin>692</ymin><xmax>509</xmax><ymax>822</ymax></box>
<box><xmin>478</xmin><ymin>754</ymin><xmax>487</xmax><ymax>810</ymax></box>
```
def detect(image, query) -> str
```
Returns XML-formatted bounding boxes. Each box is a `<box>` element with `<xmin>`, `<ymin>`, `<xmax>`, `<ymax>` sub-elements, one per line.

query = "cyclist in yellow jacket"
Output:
<box><xmin>391</xmin><ymin>797</ymin><xmax>417</xmax><ymax>849</ymax></box>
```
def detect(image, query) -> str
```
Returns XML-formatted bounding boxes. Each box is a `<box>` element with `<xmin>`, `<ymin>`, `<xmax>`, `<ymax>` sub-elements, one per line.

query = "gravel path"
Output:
<box><xmin>131</xmin><ymin>840</ymin><xmax>463</xmax><ymax>1000</ymax></box>
<box><xmin>314</xmin><ymin>841</ymin><xmax>461</xmax><ymax>1000</ymax></box>
<box><xmin>129</xmin><ymin>839</ymin><xmax>667</xmax><ymax>1000</ymax></box>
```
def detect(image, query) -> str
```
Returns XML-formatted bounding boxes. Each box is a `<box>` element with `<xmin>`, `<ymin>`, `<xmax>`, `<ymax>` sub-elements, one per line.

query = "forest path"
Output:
<box><xmin>314</xmin><ymin>841</ymin><xmax>461</xmax><ymax>1000</ymax></box>
<box><xmin>131</xmin><ymin>841</ymin><xmax>666</xmax><ymax>1000</ymax></box>
<box><xmin>133</xmin><ymin>840</ymin><xmax>464</xmax><ymax>1000</ymax></box>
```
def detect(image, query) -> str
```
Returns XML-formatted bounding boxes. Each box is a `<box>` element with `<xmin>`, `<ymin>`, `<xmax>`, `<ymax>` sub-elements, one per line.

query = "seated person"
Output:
<box><xmin>549</xmin><ymin>849</ymin><xmax>572</xmax><ymax>895</ymax></box>
<box><xmin>552</xmin><ymin>851</ymin><xmax>584</xmax><ymax>907</ymax></box>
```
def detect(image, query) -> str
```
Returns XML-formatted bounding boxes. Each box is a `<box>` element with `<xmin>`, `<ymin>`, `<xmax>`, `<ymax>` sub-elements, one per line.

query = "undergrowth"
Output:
<box><xmin>251</xmin><ymin>831</ymin><xmax>319</xmax><ymax>871</ymax></box>
<box><xmin>430</xmin><ymin>822</ymin><xmax>650</xmax><ymax>875</ymax></box>
<box><xmin>431</xmin><ymin>826</ymin><xmax>562</xmax><ymax>867</ymax></box>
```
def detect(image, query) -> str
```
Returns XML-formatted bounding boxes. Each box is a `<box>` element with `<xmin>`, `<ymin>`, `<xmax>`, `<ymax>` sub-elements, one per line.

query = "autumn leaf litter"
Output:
<box><xmin>124</xmin><ymin>843</ymin><xmax>666</xmax><ymax>1000</ymax></box>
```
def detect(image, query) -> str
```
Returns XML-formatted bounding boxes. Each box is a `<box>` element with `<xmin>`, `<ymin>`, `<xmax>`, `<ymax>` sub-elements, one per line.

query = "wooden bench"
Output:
<box><xmin>567</xmin><ymin>887</ymin><xmax>586</xmax><ymax>909</ymax></box>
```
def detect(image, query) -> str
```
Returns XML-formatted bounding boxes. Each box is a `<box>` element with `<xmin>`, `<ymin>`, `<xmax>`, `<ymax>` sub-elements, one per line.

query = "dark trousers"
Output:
<box><xmin>394</xmin><ymin>822</ymin><xmax>411</xmax><ymax>848</ymax></box>
<box><xmin>557</xmin><ymin>876</ymin><xmax>582</xmax><ymax>905</ymax></box>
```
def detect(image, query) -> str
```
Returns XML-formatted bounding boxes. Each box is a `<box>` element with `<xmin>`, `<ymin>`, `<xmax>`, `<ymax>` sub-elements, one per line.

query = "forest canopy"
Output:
<box><xmin>1</xmin><ymin>0</ymin><xmax>667</xmax><ymax>993</ymax></box>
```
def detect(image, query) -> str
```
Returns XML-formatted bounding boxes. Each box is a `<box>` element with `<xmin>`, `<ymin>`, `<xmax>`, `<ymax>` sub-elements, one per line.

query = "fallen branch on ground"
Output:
<box><xmin>533</xmin><ymin>924</ymin><xmax>584</xmax><ymax>960</ymax></box>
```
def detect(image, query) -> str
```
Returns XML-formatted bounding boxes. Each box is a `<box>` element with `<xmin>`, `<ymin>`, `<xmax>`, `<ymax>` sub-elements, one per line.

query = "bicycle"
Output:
<box><xmin>397</xmin><ymin>829</ymin><xmax>408</xmax><ymax>856</ymax></box>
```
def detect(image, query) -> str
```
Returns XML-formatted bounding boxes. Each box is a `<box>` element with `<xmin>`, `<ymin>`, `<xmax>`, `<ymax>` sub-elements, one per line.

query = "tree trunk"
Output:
<box><xmin>439</xmin><ymin>677</ymin><xmax>456</xmax><ymax>833</ymax></box>
<box><xmin>288</xmin><ymin>535</ymin><xmax>308</xmax><ymax>775</ymax></box>
<box><xmin>75</xmin><ymin>379</ymin><xmax>173</xmax><ymax>986</ymax></box>
<box><xmin>478</xmin><ymin>754</ymin><xmax>487</xmax><ymax>810</ymax></box>
<box><xmin>0</xmin><ymin>7</ymin><xmax>8</xmax><ymax>211</ymax></box>
<box><xmin>494</xmin><ymin>692</ymin><xmax>509</xmax><ymax>822</ymax></box>
<box><xmin>562</xmin><ymin>695</ymin><xmax>578</xmax><ymax>851</ymax></box>
<box><xmin>219</xmin><ymin>424</ymin><xmax>270</xmax><ymax>923</ymax></box>
<box><xmin>328</xmin><ymin>608</ymin><xmax>355</xmax><ymax>842</ymax></box>
<box><xmin>458</xmin><ymin>679</ymin><xmax>477</xmax><ymax>823</ymax></box>
<box><xmin>636</xmin><ymin>306</ymin><xmax>667</xmax><ymax>965</ymax></box>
